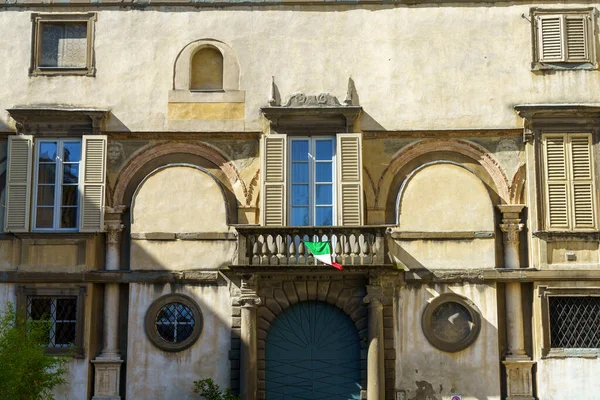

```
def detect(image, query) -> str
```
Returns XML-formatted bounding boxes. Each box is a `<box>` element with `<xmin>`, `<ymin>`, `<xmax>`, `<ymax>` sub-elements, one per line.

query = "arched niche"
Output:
<box><xmin>173</xmin><ymin>39</ymin><xmax>240</xmax><ymax>92</ymax></box>
<box><xmin>397</xmin><ymin>162</ymin><xmax>495</xmax><ymax>232</ymax></box>
<box><xmin>131</xmin><ymin>165</ymin><xmax>229</xmax><ymax>233</ymax></box>
<box><xmin>190</xmin><ymin>46</ymin><xmax>224</xmax><ymax>91</ymax></box>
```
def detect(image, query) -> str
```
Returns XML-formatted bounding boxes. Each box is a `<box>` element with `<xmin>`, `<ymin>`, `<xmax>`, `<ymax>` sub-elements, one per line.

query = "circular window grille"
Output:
<box><xmin>145</xmin><ymin>294</ymin><xmax>203</xmax><ymax>352</ymax></box>
<box><xmin>421</xmin><ymin>293</ymin><xmax>481</xmax><ymax>353</ymax></box>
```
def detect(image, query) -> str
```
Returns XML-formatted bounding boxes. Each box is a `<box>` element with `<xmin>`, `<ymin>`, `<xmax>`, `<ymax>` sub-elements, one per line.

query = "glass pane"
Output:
<box><xmin>60</xmin><ymin>207</ymin><xmax>78</xmax><ymax>229</ymax></box>
<box><xmin>56</xmin><ymin>298</ymin><xmax>77</xmax><ymax>320</ymax></box>
<box><xmin>156</xmin><ymin>324</ymin><xmax>175</xmax><ymax>343</ymax></box>
<box><xmin>39</xmin><ymin>142</ymin><xmax>57</xmax><ymax>162</ymax></box>
<box><xmin>40</xmin><ymin>23</ymin><xmax>87</xmax><ymax>68</ymax></box>
<box><xmin>62</xmin><ymin>185</ymin><xmax>79</xmax><ymax>206</ymax></box>
<box><xmin>63</xmin><ymin>165</ymin><xmax>79</xmax><ymax>184</ymax></box>
<box><xmin>291</xmin><ymin>163</ymin><xmax>308</xmax><ymax>183</ymax></box>
<box><xmin>316</xmin><ymin>184</ymin><xmax>332</xmax><ymax>205</ymax></box>
<box><xmin>315</xmin><ymin>140</ymin><xmax>334</xmax><ymax>160</ymax></box>
<box><xmin>176</xmin><ymin>324</ymin><xmax>194</xmax><ymax>342</ymax></box>
<box><xmin>30</xmin><ymin>297</ymin><xmax>52</xmax><ymax>320</ymax></box>
<box><xmin>315</xmin><ymin>163</ymin><xmax>332</xmax><ymax>183</ymax></box>
<box><xmin>63</xmin><ymin>142</ymin><xmax>81</xmax><ymax>163</ymax></box>
<box><xmin>38</xmin><ymin>164</ymin><xmax>56</xmax><ymax>184</ymax></box>
<box><xmin>315</xmin><ymin>207</ymin><xmax>333</xmax><ymax>226</ymax></box>
<box><xmin>291</xmin><ymin>207</ymin><xmax>309</xmax><ymax>226</ymax></box>
<box><xmin>37</xmin><ymin>185</ymin><xmax>55</xmax><ymax>206</ymax></box>
<box><xmin>291</xmin><ymin>185</ymin><xmax>309</xmax><ymax>206</ymax></box>
<box><xmin>55</xmin><ymin>322</ymin><xmax>76</xmax><ymax>345</ymax></box>
<box><xmin>291</xmin><ymin>140</ymin><xmax>309</xmax><ymax>161</ymax></box>
<box><xmin>36</xmin><ymin>207</ymin><xmax>55</xmax><ymax>228</ymax></box>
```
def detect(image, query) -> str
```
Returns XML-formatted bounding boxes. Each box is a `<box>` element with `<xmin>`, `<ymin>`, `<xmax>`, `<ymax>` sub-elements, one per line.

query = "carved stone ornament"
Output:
<box><xmin>282</xmin><ymin>92</ymin><xmax>342</xmax><ymax>108</ymax></box>
<box><xmin>522</xmin><ymin>127</ymin><xmax>534</xmax><ymax>144</ymax></box>
<box><xmin>239</xmin><ymin>275</ymin><xmax>262</xmax><ymax>307</ymax></box>
<box><xmin>363</xmin><ymin>285</ymin><xmax>387</xmax><ymax>306</ymax></box>
<box><xmin>500</xmin><ymin>223</ymin><xmax>524</xmax><ymax>244</ymax></box>
<box><xmin>105</xmin><ymin>223</ymin><xmax>124</xmax><ymax>244</ymax></box>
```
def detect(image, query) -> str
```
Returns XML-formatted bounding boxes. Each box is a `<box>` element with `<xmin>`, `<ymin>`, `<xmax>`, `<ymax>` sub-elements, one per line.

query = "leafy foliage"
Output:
<box><xmin>0</xmin><ymin>303</ymin><xmax>68</xmax><ymax>400</ymax></box>
<box><xmin>193</xmin><ymin>378</ymin><xmax>240</xmax><ymax>400</ymax></box>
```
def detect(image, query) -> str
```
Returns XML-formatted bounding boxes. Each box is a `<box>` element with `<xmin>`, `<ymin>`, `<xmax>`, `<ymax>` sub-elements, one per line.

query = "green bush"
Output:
<box><xmin>193</xmin><ymin>378</ymin><xmax>240</xmax><ymax>400</ymax></box>
<box><xmin>0</xmin><ymin>303</ymin><xmax>68</xmax><ymax>400</ymax></box>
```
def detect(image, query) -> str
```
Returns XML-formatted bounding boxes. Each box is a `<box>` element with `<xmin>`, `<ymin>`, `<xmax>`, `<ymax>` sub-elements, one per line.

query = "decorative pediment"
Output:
<box><xmin>282</xmin><ymin>93</ymin><xmax>342</xmax><ymax>108</ymax></box>
<box><xmin>7</xmin><ymin>105</ymin><xmax>110</xmax><ymax>135</ymax></box>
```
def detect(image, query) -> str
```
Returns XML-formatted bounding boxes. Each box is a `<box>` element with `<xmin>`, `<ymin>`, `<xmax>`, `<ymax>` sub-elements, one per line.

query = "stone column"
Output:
<box><xmin>363</xmin><ymin>284</ymin><xmax>386</xmax><ymax>400</ymax></box>
<box><xmin>497</xmin><ymin>205</ymin><xmax>534</xmax><ymax>400</ymax></box>
<box><xmin>239</xmin><ymin>275</ymin><xmax>261</xmax><ymax>400</ymax></box>
<box><xmin>92</xmin><ymin>207</ymin><xmax>126</xmax><ymax>400</ymax></box>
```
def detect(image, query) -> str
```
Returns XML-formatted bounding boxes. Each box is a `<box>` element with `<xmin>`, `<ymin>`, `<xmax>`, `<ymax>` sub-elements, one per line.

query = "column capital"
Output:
<box><xmin>363</xmin><ymin>285</ymin><xmax>387</xmax><ymax>306</ymax></box>
<box><xmin>500</xmin><ymin>223</ymin><xmax>525</xmax><ymax>243</ymax></box>
<box><xmin>239</xmin><ymin>274</ymin><xmax>262</xmax><ymax>307</ymax></box>
<box><xmin>105</xmin><ymin>222</ymin><xmax>124</xmax><ymax>244</ymax></box>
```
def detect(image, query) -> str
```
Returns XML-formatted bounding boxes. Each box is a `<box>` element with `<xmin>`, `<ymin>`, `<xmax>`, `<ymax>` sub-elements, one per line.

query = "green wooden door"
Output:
<box><xmin>265</xmin><ymin>301</ymin><xmax>361</xmax><ymax>400</ymax></box>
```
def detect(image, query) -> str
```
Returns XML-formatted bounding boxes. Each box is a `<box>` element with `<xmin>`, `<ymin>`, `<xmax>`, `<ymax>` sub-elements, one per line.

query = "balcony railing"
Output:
<box><xmin>235</xmin><ymin>226</ymin><xmax>387</xmax><ymax>266</ymax></box>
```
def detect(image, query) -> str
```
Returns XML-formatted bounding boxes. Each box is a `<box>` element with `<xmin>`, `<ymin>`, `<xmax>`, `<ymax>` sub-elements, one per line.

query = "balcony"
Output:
<box><xmin>235</xmin><ymin>226</ymin><xmax>388</xmax><ymax>267</ymax></box>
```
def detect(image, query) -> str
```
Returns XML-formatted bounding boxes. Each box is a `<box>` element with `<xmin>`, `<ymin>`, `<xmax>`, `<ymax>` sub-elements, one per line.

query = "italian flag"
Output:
<box><xmin>303</xmin><ymin>241</ymin><xmax>343</xmax><ymax>270</ymax></box>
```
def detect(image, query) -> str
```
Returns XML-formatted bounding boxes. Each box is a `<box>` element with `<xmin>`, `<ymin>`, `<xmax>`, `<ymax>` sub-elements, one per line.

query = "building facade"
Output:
<box><xmin>0</xmin><ymin>1</ymin><xmax>599</xmax><ymax>399</ymax></box>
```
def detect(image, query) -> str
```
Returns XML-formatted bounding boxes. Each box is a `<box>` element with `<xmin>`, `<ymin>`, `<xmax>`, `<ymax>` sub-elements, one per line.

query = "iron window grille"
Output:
<box><xmin>155</xmin><ymin>302</ymin><xmax>196</xmax><ymax>344</ymax></box>
<box><xmin>16</xmin><ymin>286</ymin><xmax>86</xmax><ymax>356</ymax></box>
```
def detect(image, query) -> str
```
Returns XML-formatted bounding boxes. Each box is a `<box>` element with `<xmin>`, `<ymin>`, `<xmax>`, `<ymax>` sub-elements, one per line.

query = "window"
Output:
<box><xmin>145</xmin><ymin>294</ymin><xmax>203</xmax><ymax>352</ymax></box>
<box><xmin>289</xmin><ymin>137</ymin><xmax>336</xmax><ymax>226</ymax></box>
<box><xmin>30</xmin><ymin>13</ymin><xmax>96</xmax><ymax>76</ymax></box>
<box><xmin>261</xmin><ymin>133</ymin><xmax>363</xmax><ymax>227</ymax></box>
<box><xmin>542</xmin><ymin>133</ymin><xmax>597</xmax><ymax>230</ymax></box>
<box><xmin>5</xmin><ymin>135</ymin><xmax>107</xmax><ymax>233</ymax></box>
<box><xmin>16</xmin><ymin>286</ymin><xmax>86</xmax><ymax>356</ymax></box>
<box><xmin>190</xmin><ymin>46</ymin><xmax>224</xmax><ymax>91</ymax></box>
<box><xmin>531</xmin><ymin>8</ymin><xmax>596</xmax><ymax>70</ymax></box>
<box><xmin>34</xmin><ymin>140</ymin><xmax>81</xmax><ymax>230</ymax></box>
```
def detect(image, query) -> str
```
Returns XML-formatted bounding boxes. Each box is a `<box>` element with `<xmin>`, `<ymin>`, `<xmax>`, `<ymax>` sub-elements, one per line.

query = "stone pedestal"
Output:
<box><xmin>503</xmin><ymin>359</ymin><xmax>536</xmax><ymax>400</ymax></box>
<box><xmin>91</xmin><ymin>358</ymin><xmax>124</xmax><ymax>400</ymax></box>
<box><xmin>239</xmin><ymin>275</ymin><xmax>261</xmax><ymax>400</ymax></box>
<box><xmin>364</xmin><ymin>284</ymin><xmax>386</xmax><ymax>400</ymax></box>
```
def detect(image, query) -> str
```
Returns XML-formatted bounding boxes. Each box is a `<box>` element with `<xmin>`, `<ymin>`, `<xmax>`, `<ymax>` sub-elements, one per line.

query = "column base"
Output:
<box><xmin>92</xmin><ymin>356</ymin><xmax>123</xmax><ymax>400</ymax></box>
<box><xmin>503</xmin><ymin>358</ymin><xmax>535</xmax><ymax>400</ymax></box>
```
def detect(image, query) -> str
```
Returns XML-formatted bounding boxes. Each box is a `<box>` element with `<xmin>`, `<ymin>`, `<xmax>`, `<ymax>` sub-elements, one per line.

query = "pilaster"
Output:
<box><xmin>239</xmin><ymin>275</ymin><xmax>261</xmax><ymax>400</ymax></box>
<box><xmin>364</xmin><ymin>280</ymin><xmax>386</xmax><ymax>400</ymax></box>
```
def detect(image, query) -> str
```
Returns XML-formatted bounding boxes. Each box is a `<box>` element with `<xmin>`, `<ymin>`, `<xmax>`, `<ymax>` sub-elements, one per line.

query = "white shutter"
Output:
<box><xmin>570</xmin><ymin>135</ymin><xmax>596</xmax><ymax>229</ymax></box>
<box><xmin>543</xmin><ymin>135</ymin><xmax>569</xmax><ymax>229</ymax></box>
<box><xmin>261</xmin><ymin>134</ymin><xmax>286</xmax><ymax>226</ymax></box>
<box><xmin>5</xmin><ymin>135</ymin><xmax>33</xmax><ymax>232</ymax></box>
<box><xmin>539</xmin><ymin>15</ymin><xmax>564</xmax><ymax>62</ymax></box>
<box><xmin>79</xmin><ymin>135</ymin><xmax>106</xmax><ymax>232</ymax></box>
<box><xmin>565</xmin><ymin>15</ymin><xmax>588</xmax><ymax>62</ymax></box>
<box><xmin>336</xmin><ymin>133</ymin><xmax>363</xmax><ymax>226</ymax></box>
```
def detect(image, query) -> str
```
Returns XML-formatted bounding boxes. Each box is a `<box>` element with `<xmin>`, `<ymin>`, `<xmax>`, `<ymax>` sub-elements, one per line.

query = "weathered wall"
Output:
<box><xmin>0</xmin><ymin>4</ymin><xmax>599</xmax><ymax>133</ymax></box>
<box><xmin>126</xmin><ymin>283</ymin><xmax>232</xmax><ymax>400</ymax></box>
<box><xmin>396</xmin><ymin>283</ymin><xmax>501</xmax><ymax>400</ymax></box>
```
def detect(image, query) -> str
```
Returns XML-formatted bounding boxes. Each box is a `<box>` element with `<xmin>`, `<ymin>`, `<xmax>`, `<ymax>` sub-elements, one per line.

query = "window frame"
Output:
<box><xmin>531</xmin><ymin>8</ymin><xmax>597</xmax><ymax>71</ymax></box>
<box><xmin>30</xmin><ymin>13</ymin><xmax>97</xmax><ymax>77</ymax></box>
<box><xmin>540</xmin><ymin>286</ymin><xmax>600</xmax><ymax>358</ymax></box>
<box><xmin>287</xmin><ymin>136</ymin><xmax>337</xmax><ymax>227</ymax></box>
<box><xmin>15</xmin><ymin>286</ymin><xmax>86</xmax><ymax>357</ymax></box>
<box><xmin>540</xmin><ymin>132</ymin><xmax>597</xmax><ymax>231</ymax></box>
<box><xmin>32</xmin><ymin>138</ymin><xmax>82</xmax><ymax>232</ymax></box>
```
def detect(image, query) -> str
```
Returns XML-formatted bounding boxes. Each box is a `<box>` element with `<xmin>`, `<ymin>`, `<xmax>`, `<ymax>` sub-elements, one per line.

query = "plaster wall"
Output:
<box><xmin>130</xmin><ymin>239</ymin><xmax>236</xmax><ymax>270</ymax></box>
<box><xmin>396</xmin><ymin>283</ymin><xmax>501</xmax><ymax>400</ymax></box>
<box><xmin>126</xmin><ymin>283</ymin><xmax>232</xmax><ymax>400</ymax></box>
<box><xmin>0</xmin><ymin>4</ymin><xmax>598</xmax><ymax>132</ymax></box>
<box><xmin>390</xmin><ymin>239</ymin><xmax>496</xmax><ymax>270</ymax></box>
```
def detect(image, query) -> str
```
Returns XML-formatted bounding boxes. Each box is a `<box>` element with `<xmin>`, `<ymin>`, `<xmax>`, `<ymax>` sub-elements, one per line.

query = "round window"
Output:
<box><xmin>422</xmin><ymin>293</ymin><xmax>481</xmax><ymax>353</ymax></box>
<box><xmin>145</xmin><ymin>294</ymin><xmax>203</xmax><ymax>352</ymax></box>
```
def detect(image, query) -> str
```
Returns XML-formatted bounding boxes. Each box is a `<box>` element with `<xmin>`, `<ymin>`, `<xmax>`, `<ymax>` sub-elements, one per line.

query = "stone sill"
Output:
<box><xmin>542</xmin><ymin>349</ymin><xmax>600</xmax><ymax>359</ymax></box>
<box><xmin>3</xmin><ymin>0</ymin><xmax>493</xmax><ymax>6</ymax></box>
<box><xmin>130</xmin><ymin>232</ymin><xmax>236</xmax><ymax>240</ymax></box>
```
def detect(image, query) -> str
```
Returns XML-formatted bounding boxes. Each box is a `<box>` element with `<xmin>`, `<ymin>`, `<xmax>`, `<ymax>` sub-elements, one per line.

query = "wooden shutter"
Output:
<box><xmin>565</xmin><ymin>15</ymin><xmax>589</xmax><ymax>62</ymax></box>
<box><xmin>539</xmin><ymin>15</ymin><xmax>564</xmax><ymax>62</ymax></box>
<box><xmin>261</xmin><ymin>134</ymin><xmax>286</xmax><ymax>226</ymax></box>
<box><xmin>79</xmin><ymin>135</ymin><xmax>106</xmax><ymax>232</ymax></box>
<box><xmin>5</xmin><ymin>135</ymin><xmax>33</xmax><ymax>232</ymax></box>
<box><xmin>336</xmin><ymin>133</ymin><xmax>363</xmax><ymax>226</ymax></box>
<box><xmin>570</xmin><ymin>135</ymin><xmax>595</xmax><ymax>229</ymax></box>
<box><xmin>543</xmin><ymin>135</ymin><xmax>569</xmax><ymax>229</ymax></box>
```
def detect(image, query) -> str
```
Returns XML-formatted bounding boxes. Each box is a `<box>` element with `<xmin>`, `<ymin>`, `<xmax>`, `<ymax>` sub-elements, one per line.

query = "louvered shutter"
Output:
<box><xmin>261</xmin><ymin>134</ymin><xmax>286</xmax><ymax>226</ymax></box>
<box><xmin>565</xmin><ymin>15</ymin><xmax>589</xmax><ymax>62</ymax></box>
<box><xmin>5</xmin><ymin>135</ymin><xmax>33</xmax><ymax>232</ymax></box>
<box><xmin>79</xmin><ymin>135</ymin><xmax>107</xmax><ymax>232</ymax></box>
<box><xmin>543</xmin><ymin>135</ymin><xmax>569</xmax><ymax>229</ymax></box>
<box><xmin>570</xmin><ymin>135</ymin><xmax>595</xmax><ymax>229</ymax></box>
<box><xmin>336</xmin><ymin>133</ymin><xmax>363</xmax><ymax>226</ymax></box>
<box><xmin>539</xmin><ymin>15</ymin><xmax>564</xmax><ymax>62</ymax></box>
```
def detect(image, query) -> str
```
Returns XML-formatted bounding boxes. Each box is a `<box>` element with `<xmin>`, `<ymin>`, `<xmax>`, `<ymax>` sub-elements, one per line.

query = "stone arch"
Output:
<box><xmin>376</xmin><ymin>139</ymin><xmax>510</xmax><ymax>210</ymax></box>
<box><xmin>112</xmin><ymin>141</ymin><xmax>247</xmax><ymax>212</ymax></box>
<box><xmin>173</xmin><ymin>39</ymin><xmax>240</xmax><ymax>91</ymax></box>
<box><xmin>510</xmin><ymin>163</ymin><xmax>527</xmax><ymax>205</ymax></box>
<box><xmin>255</xmin><ymin>278</ymin><xmax>368</xmax><ymax>399</ymax></box>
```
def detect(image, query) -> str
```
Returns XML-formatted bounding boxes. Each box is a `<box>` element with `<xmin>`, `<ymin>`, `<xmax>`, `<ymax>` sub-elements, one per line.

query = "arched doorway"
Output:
<box><xmin>265</xmin><ymin>301</ymin><xmax>361</xmax><ymax>399</ymax></box>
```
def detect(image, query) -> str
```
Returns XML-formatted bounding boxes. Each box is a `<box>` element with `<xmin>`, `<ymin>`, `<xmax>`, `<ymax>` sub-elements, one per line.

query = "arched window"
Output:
<box><xmin>190</xmin><ymin>46</ymin><xmax>223</xmax><ymax>91</ymax></box>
